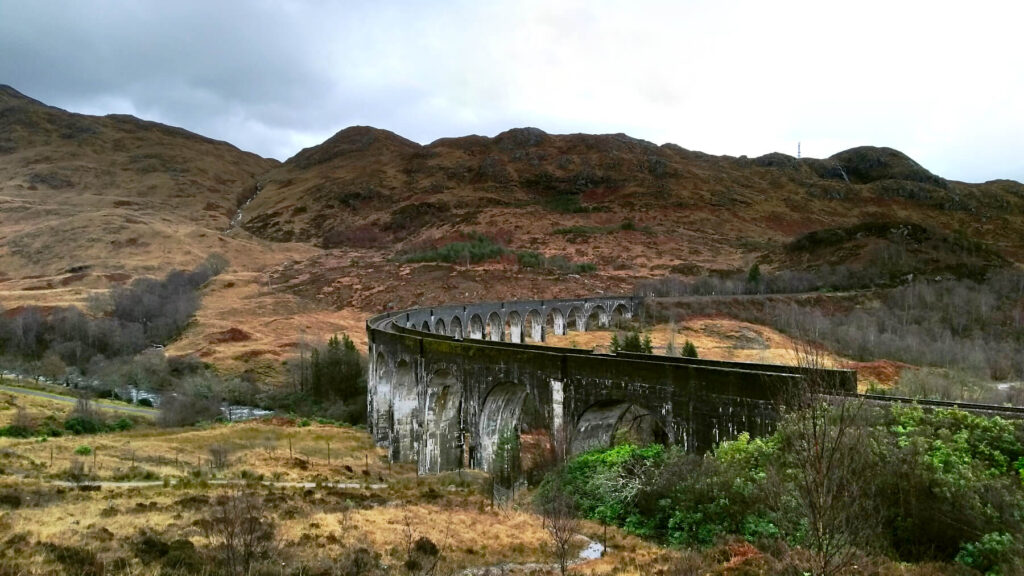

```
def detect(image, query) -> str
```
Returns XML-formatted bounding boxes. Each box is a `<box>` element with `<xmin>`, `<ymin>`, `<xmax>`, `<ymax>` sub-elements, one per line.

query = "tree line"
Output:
<box><xmin>272</xmin><ymin>334</ymin><xmax>368</xmax><ymax>425</ymax></box>
<box><xmin>0</xmin><ymin>255</ymin><xmax>227</xmax><ymax>383</ymax></box>
<box><xmin>645</xmin><ymin>269</ymin><xmax>1024</xmax><ymax>383</ymax></box>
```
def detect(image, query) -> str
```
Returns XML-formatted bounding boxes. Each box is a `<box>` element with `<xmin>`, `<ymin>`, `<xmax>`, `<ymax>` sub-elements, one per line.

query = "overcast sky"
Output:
<box><xmin>1</xmin><ymin>1</ymin><xmax>1021</xmax><ymax>183</ymax></box>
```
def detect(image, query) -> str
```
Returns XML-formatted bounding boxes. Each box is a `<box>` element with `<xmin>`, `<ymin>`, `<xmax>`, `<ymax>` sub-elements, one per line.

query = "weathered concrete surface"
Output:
<box><xmin>367</xmin><ymin>295</ymin><xmax>856</xmax><ymax>476</ymax></box>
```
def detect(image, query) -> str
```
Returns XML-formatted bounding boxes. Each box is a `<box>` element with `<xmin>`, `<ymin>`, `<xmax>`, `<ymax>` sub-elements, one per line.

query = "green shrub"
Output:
<box><xmin>515</xmin><ymin>250</ymin><xmax>544</xmax><ymax>268</ymax></box>
<box><xmin>400</xmin><ymin>234</ymin><xmax>505</xmax><ymax>264</ymax></box>
<box><xmin>611</xmin><ymin>330</ymin><xmax>652</xmax><ymax>353</ymax></box>
<box><xmin>64</xmin><ymin>416</ymin><xmax>105</xmax><ymax>435</ymax></box>
<box><xmin>74</xmin><ymin>445</ymin><xmax>93</xmax><ymax>456</ymax></box>
<box><xmin>112</xmin><ymin>417</ymin><xmax>134</xmax><ymax>431</ymax></box>
<box><xmin>551</xmin><ymin>405</ymin><xmax>1024</xmax><ymax>563</ymax></box>
<box><xmin>0</xmin><ymin>424</ymin><xmax>34</xmax><ymax>438</ymax></box>
<box><xmin>956</xmin><ymin>532</ymin><xmax>1017</xmax><ymax>574</ymax></box>
<box><xmin>559</xmin><ymin>444</ymin><xmax>665</xmax><ymax>527</ymax></box>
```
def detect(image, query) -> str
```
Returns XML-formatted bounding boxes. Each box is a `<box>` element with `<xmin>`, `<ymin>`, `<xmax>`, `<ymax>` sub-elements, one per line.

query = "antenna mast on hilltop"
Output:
<box><xmin>798</xmin><ymin>142</ymin><xmax>801</xmax><ymax>159</ymax></box>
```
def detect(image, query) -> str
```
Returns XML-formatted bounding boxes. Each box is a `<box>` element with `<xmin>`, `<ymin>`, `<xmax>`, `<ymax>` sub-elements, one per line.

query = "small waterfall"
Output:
<box><xmin>226</xmin><ymin>181</ymin><xmax>263</xmax><ymax>232</ymax></box>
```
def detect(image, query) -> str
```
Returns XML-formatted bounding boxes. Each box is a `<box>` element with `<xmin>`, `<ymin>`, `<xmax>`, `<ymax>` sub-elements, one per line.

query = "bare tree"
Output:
<box><xmin>209</xmin><ymin>443</ymin><xmax>231</xmax><ymax>469</ymax></box>
<box><xmin>207</xmin><ymin>491</ymin><xmax>277</xmax><ymax>576</ymax></box>
<box><xmin>538</xmin><ymin>478</ymin><xmax>580</xmax><ymax>576</ymax></box>
<box><xmin>775</xmin><ymin>343</ymin><xmax>877</xmax><ymax>576</ymax></box>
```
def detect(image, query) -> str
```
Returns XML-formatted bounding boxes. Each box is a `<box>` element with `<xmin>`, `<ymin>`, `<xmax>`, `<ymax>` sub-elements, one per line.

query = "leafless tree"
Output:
<box><xmin>775</xmin><ymin>342</ymin><xmax>877</xmax><ymax>576</ymax></box>
<box><xmin>209</xmin><ymin>444</ymin><xmax>231</xmax><ymax>469</ymax></box>
<box><xmin>207</xmin><ymin>490</ymin><xmax>277</xmax><ymax>576</ymax></box>
<box><xmin>539</xmin><ymin>479</ymin><xmax>580</xmax><ymax>576</ymax></box>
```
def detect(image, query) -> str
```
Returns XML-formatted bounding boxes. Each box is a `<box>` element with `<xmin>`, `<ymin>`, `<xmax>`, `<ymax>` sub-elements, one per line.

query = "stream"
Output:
<box><xmin>226</xmin><ymin>180</ymin><xmax>263</xmax><ymax>232</ymax></box>
<box><xmin>457</xmin><ymin>535</ymin><xmax>605</xmax><ymax>575</ymax></box>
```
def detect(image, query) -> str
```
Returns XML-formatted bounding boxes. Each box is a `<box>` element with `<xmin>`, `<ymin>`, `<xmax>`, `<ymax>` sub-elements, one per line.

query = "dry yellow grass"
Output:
<box><xmin>542</xmin><ymin>319</ymin><xmax>888</xmax><ymax>391</ymax></box>
<box><xmin>0</xmin><ymin>416</ymin><xmax>670</xmax><ymax>575</ymax></box>
<box><xmin>0</xmin><ymin>389</ymin><xmax>71</xmax><ymax>426</ymax></box>
<box><xmin>0</xmin><ymin>476</ymin><xmax>667</xmax><ymax>575</ymax></box>
<box><xmin>543</xmin><ymin>318</ymin><xmax>844</xmax><ymax>366</ymax></box>
<box><xmin>0</xmin><ymin>419</ymin><xmax>386</xmax><ymax>484</ymax></box>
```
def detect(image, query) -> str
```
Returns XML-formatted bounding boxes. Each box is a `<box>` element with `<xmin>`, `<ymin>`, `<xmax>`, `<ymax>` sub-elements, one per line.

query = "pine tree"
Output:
<box><xmin>641</xmin><ymin>333</ymin><xmax>653</xmax><ymax>354</ymax></box>
<box><xmin>747</xmin><ymin>262</ymin><xmax>761</xmax><ymax>285</ymax></box>
<box><xmin>682</xmin><ymin>339</ymin><xmax>698</xmax><ymax>358</ymax></box>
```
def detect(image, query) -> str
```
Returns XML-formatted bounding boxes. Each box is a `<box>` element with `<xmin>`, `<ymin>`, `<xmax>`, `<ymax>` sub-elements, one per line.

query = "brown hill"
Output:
<box><xmin>2</xmin><ymin>86</ymin><xmax>1023</xmax><ymax>376</ymax></box>
<box><xmin>0</xmin><ymin>85</ymin><xmax>329</xmax><ymax>371</ymax></box>
<box><xmin>0</xmin><ymin>84</ymin><xmax>283</xmax><ymax>278</ymax></box>
<box><xmin>240</xmin><ymin>126</ymin><xmax>1024</xmax><ymax>301</ymax></box>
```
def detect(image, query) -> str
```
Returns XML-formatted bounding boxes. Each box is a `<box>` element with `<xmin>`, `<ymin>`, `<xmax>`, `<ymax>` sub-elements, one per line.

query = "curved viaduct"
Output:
<box><xmin>366</xmin><ymin>295</ymin><xmax>857</xmax><ymax>476</ymax></box>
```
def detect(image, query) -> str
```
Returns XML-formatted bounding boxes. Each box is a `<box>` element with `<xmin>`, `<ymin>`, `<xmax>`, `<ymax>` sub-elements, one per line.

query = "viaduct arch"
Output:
<box><xmin>367</xmin><ymin>295</ymin><xmax>857</xmax><ymax>476</ymax></box>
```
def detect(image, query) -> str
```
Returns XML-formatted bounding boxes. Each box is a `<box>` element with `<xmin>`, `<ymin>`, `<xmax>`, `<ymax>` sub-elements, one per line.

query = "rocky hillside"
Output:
<box><xmin>2</xmin><ymin>85</ymin><xmax>1022</xmax><ymax>375</ymax></box>
<box><xmin>242</xmin><ymin>126</ymin><xmax>1024</xmax><ymax>281</ymax></box>
<box><xmin>0</xmin><ymin>84</ymin><xmax>279</xmax><ymax>280</ymax></box>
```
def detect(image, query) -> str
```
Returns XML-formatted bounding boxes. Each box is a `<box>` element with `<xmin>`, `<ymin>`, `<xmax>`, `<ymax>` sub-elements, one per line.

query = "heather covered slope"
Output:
<box><xmin>237</xmin><ymin>125</ymin><xmax>1024</xmax><ymax>323</ymax></box>
<box><xmin>243</xmin><ymin>126</ymin><xmax>1024</xmax><ymax>278</ymax></box>
<box><xmin>2</xmin><ymin>85</ymin><xmax>1022</xmax><ymax>376</ymax></box>
<box><xmin>0</xmin><ymin>84</ymin><xmax>279</xmax><ymax>279</ymax></box>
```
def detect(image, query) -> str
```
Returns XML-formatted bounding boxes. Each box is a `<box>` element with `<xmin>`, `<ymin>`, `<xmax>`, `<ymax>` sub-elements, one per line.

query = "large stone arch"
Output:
<box><xmin>372</xmin><ymin>351</ymin><xmax>391</xmax><ymax>443</ymax></box>
<box><xmin>486</xmin><ymin>311</ymin><xmax>503</xmax><ymax>342</ymax></box>
<box><xmin>570</xmin><ymin>401</ymin><xmax>668</xmax><ymax>455</ymax></box>
<box><xmin>433</xmin><ymin>318</ymin><xmax>446</xmax><ymax>335</ymax></box>
<box><xmin>420</xmin><ymin>320</ymin><xmax>431</xmax><ymax>332</ymax></box>
<box><xmin>611</xmin><ymin>303</ymin><xmax>631</xmax><ymax>328</ymax></box>
<box><xmin>506</xmin><ymin>310</ymin><xmax>524</xmax><ymax>343</ymax></box>
<box><xmin>421</xmin><ymin>368</ymin><xmax>463</xmax><ymax>474</ymax></box>
<box><xmin>477</xmin><ymin>383</ymin><xmax>548</xmax><ymax>479</ymax></box>
<box><xmin>468</xmin><ymin>314</ymin><xmax>484</xmax><ymax>339</ymax></box>
<box><xmin>524</xmin><ymin>309</ymin><xmax>543</xmax><ymax>342</ymax></box>
<box><xmin>586</xmin><ymin>305</ymin><xmax>608</xmax><ymax>331</ymax></box>
<box><xmin>391</xmin><ymin>360</ymin><xmax>419</xmax><ymax>462</ymax></box>
<box><xmin>545</xmin><ymin>308</ymin><xmax>566</xmax><ymax>336</ymax></box>
<box><xmin>449</xmin><ymin>316</ymin><xmax>464</xmax><ymax>339</ymax></box>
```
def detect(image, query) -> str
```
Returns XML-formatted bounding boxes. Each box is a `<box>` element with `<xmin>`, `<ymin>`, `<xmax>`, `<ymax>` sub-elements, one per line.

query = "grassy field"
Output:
<box><xmin>0</xmin><ymin>410</ymin><xmax>678</xmax><ymax>575</ymax></box>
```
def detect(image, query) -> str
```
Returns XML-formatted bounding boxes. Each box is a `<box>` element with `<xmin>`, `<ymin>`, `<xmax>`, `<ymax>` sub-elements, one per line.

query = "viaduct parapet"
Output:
<box><xmin>367</xmin><ymin>295</ymin><xmax>856</xmax><ymax>476</ymax></box>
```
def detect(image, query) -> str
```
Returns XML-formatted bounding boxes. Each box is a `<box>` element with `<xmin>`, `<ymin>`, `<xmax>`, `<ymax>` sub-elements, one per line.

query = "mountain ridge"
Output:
<box><xmin>1</xmin><ymin>85</ymin><xmax>1022</xmax><ymax>376</ymax></box>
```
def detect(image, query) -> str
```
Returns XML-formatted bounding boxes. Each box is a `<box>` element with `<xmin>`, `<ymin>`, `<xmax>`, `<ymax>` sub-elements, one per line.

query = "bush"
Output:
<box><xmin>63</xmin><ymin>416</ymin><xmax>105</xmax><ymax>435</ymax></box>
<box><xmin>611</xmin><ymin>330</ymin><xmax>652</xmax><ymax>354</ymax></box>
<box><xmin>208</xmin><ymin>492</ymin><xmax>277</xmax><ymax>576</ymax></box>
<box><xmin>0</xmin><ymin>492</ymin><xmax>22</xmax><ymax>509</ymax></box>
<box><xmin>400</xmin><ymin>233</ymin><xmax>505</xmax><ymax>264</ymax></box>
<box><xmin>0</xmin><ymin>424</ymin><xmax>34</xmax><ymax>438</ymax></box>
<box><xmin>956</xmin><ymin>532</ymin><xmax>1018</xmax><ymax>574</ymax></box>
<box><xmin>559</xmin><ymin>444</ymin><xmax>665</xmax><ymax>527</ymax></box>
<box><xmin>74</xmin><ymin>445</ymin><xmax>92</xmax><ymax>456</ymax></box>
<box><xmin>134</xmin><ymin>532</ymin><xmax>170</xmax><ymax>563</ymax></box>
<box><xmin>161</xmin><ymin>538</ymin><xmax>204</xmax><ymax>575</ymax></box>
<box><xmin>158</xmin><ymin>381</ymin><xmax>223</xmax><ymax>428</ymax></box>
<box><xmin>554</xmin><ymin>406</ymin><xmax>1024</xmax><ymax>566</ymax></box>
<box><xmin>43</xmin><ymin>543</ymin><xmax>103</xmax><ymax>576</ymax></box>
<box><xmin>112</xmin><ymin>417</ymin><xmax>134</xmax><ymax>431</ymax></box>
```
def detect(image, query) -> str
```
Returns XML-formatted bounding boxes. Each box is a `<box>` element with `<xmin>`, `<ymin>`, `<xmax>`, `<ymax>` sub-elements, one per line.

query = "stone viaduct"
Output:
<box><xmin>366</xmin><ymin>295</ymin><xmax>857</xmax><ymax>476</ymax></box>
